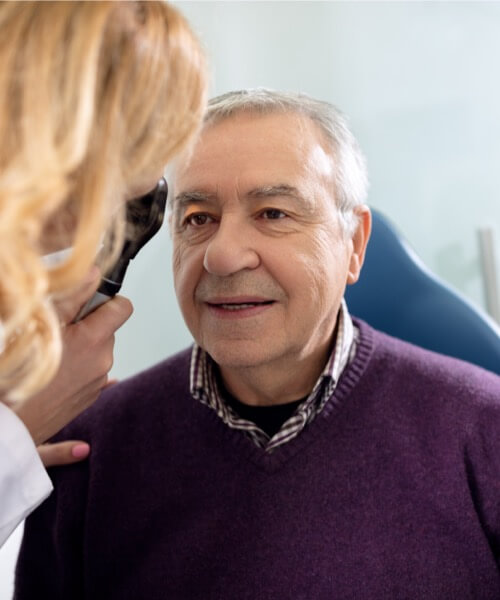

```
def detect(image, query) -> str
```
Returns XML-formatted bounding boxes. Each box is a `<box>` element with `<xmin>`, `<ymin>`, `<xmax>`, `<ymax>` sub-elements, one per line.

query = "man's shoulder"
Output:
<box><xmin>355</xmin><ymin>318</ymin><xmax>500</xmax><ymax>402</ymax></box>
<box><xmin>56</xmin><ymin>346</ymin><xmax>193</xmax><ymax>441</ymax></box>
<box><xmin>106</xmin><ymin>346</ymin><xmax>193</xmax><ymax>400</ymax></box>
<box><xmin>350</xmin><ymin>320</ymin><xmax>500</xmax><ymax>452</ymax></box>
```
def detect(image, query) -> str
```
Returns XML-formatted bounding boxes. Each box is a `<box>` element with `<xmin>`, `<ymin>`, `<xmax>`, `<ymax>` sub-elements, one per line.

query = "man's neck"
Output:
<box><xmin>218</xmin><ymin>340</ymin><xmax>333</xmax><ymax>407</ymax></box>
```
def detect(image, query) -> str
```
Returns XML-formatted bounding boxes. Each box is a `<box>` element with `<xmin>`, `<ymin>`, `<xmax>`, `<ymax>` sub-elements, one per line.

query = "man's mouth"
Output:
<box><xmin>204</xmin><ymin>297</ymin><xmax>276</xmax><ymax>317</ymax></box>
<box><xmin>209</xmin><ymin>301</ymin><xmax>274</xmax><ymax>311</ymax></box>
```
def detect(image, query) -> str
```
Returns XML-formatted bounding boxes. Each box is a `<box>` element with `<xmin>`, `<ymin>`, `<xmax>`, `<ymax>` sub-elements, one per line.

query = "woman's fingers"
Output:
<box><xmin>37</xmin><ymin>441</ymin><xmax>90</xmax><ymax>468</ymax></box>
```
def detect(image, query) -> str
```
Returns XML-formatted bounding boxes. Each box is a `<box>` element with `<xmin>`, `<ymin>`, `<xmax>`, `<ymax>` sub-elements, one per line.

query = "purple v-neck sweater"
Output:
<box><xmin>15</xmin><ymin>320</ymin><xmax>500</xmax><ymax>599</ymax></box>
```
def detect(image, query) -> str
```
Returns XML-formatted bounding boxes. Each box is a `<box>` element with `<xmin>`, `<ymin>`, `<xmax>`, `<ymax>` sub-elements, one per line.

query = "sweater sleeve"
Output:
<box><xmin>463</xmin><ymin>388</ymin><xmax>500</xmax><ymax>565</ymax></box>
<box><xmin>13</xmin><ymin>447</ymin><xmax>89</xmax><ymax>599</ymax></box>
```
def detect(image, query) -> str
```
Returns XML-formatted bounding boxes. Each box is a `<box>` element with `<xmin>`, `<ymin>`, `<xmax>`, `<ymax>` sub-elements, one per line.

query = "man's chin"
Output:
<box><xmin>203</xmin><ymin>340</ymin><xmax>279</xmax><ymax>371</ymax></box>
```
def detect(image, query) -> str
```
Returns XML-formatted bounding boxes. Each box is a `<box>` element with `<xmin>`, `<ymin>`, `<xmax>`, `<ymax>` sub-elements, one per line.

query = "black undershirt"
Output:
<box><xmin>224</xmin><ymin>392</ymin><xmax>306</xmax><ymax>438</ymax></box>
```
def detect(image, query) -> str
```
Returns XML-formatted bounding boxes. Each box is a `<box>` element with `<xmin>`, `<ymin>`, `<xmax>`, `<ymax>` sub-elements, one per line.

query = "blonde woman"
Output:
<box><xmin>0</xmin><ymin>0</ymin><xmax>206</xmax><ymax>547</ymax></box>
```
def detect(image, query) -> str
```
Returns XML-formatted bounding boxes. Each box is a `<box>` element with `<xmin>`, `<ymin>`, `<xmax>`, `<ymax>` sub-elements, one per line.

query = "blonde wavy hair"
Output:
<box><xmin>0</xmin><ymin>1</ymin><xmax>207</xmax><ymax>401</ymax></box>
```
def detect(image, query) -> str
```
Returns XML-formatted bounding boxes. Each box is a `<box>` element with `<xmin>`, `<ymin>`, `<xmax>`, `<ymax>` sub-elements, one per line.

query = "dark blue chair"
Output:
<box><xmin>344</xmin><ymin>209</ymin><xmax>500</xmax><ymax>375</ymax></box>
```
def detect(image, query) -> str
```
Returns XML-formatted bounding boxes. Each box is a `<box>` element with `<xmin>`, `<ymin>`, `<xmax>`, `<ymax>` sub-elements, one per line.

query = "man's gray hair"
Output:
<box><xmin>205</xmin><ymin>88</ymin><xmax>369</xmax><ymax>235</ymax></box>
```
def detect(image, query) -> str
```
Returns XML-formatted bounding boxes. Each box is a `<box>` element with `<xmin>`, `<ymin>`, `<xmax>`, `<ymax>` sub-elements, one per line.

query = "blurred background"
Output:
<box><xmin>1</xmin><ymin>1</ymin><xmax>499</xmax><ymax>595</ymax></box>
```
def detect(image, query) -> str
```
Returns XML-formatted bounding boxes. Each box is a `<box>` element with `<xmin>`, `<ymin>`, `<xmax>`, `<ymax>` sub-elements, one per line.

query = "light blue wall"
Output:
<box><xmin>113</xmin><ymin>0</ymin><xmax>500</xmax><ymax>381</ymax></box>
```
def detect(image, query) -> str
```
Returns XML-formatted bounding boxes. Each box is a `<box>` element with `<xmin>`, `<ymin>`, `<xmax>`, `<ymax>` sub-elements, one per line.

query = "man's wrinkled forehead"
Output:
<box><xmin>170</xmin><ymin>111</ymin><xmax>335</xmax><ymax>210</ymax></box>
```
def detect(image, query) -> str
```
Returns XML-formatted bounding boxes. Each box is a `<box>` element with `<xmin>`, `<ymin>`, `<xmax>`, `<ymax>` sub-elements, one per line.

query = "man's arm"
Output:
<box><xmin>463</xmin><ymin>390</ymin><xmax>500</xmax><ymax>566</ymax></box>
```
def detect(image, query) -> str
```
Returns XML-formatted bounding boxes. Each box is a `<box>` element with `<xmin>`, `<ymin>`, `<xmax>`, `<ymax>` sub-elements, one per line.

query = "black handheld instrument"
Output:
<box><xmin>74</xmin><ymin>177</ymin><xmax>168</xmax><ymax>321</ymax></box>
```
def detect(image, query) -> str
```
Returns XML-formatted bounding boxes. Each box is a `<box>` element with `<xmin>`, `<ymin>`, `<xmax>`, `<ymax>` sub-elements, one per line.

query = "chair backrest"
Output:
<box><xmin>344</xmin><ymin>209</ymin><xmax>500</xmax><ymax>375</ymax></box>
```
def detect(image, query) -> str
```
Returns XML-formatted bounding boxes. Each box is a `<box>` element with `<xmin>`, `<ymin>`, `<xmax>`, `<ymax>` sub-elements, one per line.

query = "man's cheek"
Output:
<box><xmin>172</xmin><ymin>246</ymin><xmax>182</xmax><ymax>273</ymax></box>
<box><xmin>172</xmin><ymin>241</ymin><xmax>194</xmax><ymax>274</ymax></box>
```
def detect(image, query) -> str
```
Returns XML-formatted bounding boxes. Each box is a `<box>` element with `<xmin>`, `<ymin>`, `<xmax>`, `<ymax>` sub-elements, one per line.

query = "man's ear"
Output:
<box><xmin>346</xmin><ymin>205</ymin><xmax>371</xmax><ymax>285</ymax></box>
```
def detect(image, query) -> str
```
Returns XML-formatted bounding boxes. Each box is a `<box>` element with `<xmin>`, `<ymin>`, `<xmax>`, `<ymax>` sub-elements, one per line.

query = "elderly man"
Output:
<box><xmin>15</xmin><ymin>90</ymin><xmax>500</xmax><ymax>599</ymax></box>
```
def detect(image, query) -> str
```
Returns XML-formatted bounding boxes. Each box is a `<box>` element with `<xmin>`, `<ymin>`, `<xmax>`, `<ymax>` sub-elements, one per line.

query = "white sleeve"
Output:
<box><xmin>0</xmin><ymin>402</ymin><xmax>53</xmax><ymax>548</ymax></box>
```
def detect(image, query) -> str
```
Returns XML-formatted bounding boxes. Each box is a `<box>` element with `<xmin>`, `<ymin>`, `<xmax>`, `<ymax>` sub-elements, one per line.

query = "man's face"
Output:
<box><xmin>172</xmin><ymin>111</ymin><xmax>365</xmax><ymax>373</ymax></box>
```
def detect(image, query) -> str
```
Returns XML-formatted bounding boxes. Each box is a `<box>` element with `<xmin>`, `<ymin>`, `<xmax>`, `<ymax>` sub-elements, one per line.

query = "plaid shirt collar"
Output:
<box><xmin>189</xmin><ymin>299</ymin><xmax>356</xmax><ymax>453</ymax></box>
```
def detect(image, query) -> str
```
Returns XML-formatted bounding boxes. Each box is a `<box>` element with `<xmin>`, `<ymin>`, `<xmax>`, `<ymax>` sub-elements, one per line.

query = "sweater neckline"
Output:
<box><xmin>194</xmin><ymin>318</ymin><xmax>375</xmax><ymax>473</ymax></box>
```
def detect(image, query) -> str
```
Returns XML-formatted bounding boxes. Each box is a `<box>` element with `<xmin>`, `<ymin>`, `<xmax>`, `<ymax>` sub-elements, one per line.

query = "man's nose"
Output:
<box><xmin>203</xmin><ymin>218</ymin><xmax>260</xmax><ymax>276</ymax></box>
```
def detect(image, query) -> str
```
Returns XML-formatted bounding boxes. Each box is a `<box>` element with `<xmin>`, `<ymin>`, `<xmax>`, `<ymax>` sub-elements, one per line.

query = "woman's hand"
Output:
<box><xmin>12</xmin><ymin>269</ymin><xmax>132</xmax><ymax>447</ymax></box>
<box><xmin>37</xmin><ymin>377</ymin><xmax>119</xmax><ymax>467</ymax></box>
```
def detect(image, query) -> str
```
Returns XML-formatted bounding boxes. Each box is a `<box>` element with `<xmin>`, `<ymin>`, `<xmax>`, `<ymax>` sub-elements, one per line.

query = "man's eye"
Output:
<box><xmin>184</xmin><ymin>213</ymin><xmax>213</xmax><ymax>227</ymax></box>
<box><xmin>260</xmin><ymin>209</ymin><xmax>286</xmax><ymax>220</ymax></box>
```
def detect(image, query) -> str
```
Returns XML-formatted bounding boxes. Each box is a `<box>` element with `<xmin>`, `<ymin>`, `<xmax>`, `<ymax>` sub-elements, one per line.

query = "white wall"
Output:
<box><xmin>2</xmin><ymin>2</ymin><xmax>500</xmax><ymax>596</ymax></box>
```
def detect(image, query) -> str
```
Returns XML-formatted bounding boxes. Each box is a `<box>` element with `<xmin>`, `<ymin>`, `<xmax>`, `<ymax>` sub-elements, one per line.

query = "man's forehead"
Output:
<box><xmin>172</xmin><ymin>111</ymin><xmax>335</xmax><ymax>205</ymax></box>
<box><xmin>191</xmin><ymin>110</ymin><xmax>331</xmax><ymax>158</ymax></box>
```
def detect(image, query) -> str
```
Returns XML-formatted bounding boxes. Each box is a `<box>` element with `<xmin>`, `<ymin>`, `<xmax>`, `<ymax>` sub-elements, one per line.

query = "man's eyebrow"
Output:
<box><xmin>173</xmin><ymin>190</ymin><xmax>216</xmax><ymax>210</ymax></box>
<box><xmin>247</xmin><ymin>184</ymin><xmax>315</xmax><ymax>213</ymax></box>
<box><xmin>174</xmin><ymin>185</ymin><xmax>309</xmax><ymax>210</ymax></box>
<box><xmin>247</xmin><ymin>184</ymin><xmax>302</xmax><ymax>200</ymax></box>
